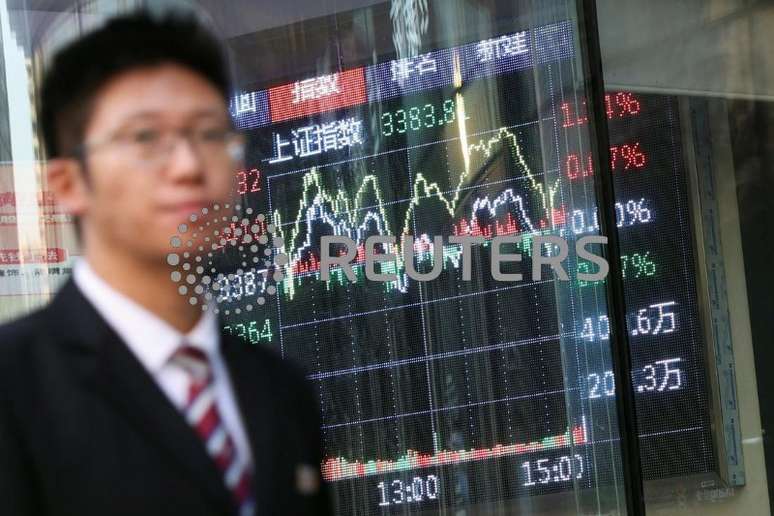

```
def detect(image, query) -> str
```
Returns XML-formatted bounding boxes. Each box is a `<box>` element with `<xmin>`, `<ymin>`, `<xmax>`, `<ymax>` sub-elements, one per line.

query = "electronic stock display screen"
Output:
<box><xmin>212</xmin><ymin>11</ymin><xmax>715</xmax><ymax>514</ymax></box>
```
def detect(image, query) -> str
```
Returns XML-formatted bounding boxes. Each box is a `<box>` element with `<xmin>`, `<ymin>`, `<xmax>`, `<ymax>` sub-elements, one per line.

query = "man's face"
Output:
<box><xmin>72</xmin><ymin>63</ymin><xmax>235</xmax><ymax>263</ymax></box>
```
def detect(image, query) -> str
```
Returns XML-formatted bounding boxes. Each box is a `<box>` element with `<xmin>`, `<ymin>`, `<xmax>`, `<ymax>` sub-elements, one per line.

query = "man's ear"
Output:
<box><xmin>45</xmin><ymin>158</ymin><xmax>89</xmax><ymax>216</ymax></box>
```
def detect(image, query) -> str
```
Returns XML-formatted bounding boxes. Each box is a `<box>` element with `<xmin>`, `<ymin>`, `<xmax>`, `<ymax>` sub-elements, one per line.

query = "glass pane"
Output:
<box><xmin>598</xmin><ymin>0</ymin><xmax>773</xmax><ymax>514</ymax></box>
<box><xmin>211</xmin><ymin>0</ymin><xmax>630</xmax><ymax>513</ymax></box>
<box><xmin>0</xmin><ymin>1</ymin><xmax>88</xmax><ymax>321</ymax></box>
<box><xmin>0</xmin><ymin>0</ymin><xmax>637</xmax><ymax>514</ymax></box>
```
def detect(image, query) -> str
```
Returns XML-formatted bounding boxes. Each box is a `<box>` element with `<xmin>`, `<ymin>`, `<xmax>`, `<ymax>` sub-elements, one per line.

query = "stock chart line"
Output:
<box><xmin>270</xmin><ymin>127</ymin><xmax>563</xmax><ymax>299</ymax></box>
<box><xmin>402</xmin><ymin>126</ymin><xmax>561</xmax><ymax>239</ymax></box>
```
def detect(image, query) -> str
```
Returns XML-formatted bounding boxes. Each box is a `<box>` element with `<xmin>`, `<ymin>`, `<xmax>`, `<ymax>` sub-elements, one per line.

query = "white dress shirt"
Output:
<box><xmin>73</xmin><ymin>260</ymin><xmax>253</xmax><ymax>472</ymax></box>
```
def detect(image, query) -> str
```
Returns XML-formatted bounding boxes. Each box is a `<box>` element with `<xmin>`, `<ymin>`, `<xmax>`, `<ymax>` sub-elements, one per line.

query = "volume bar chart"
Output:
<box><xmin>322</xmin><ymin>420</ymin><xmax>588</xmax><ymax>481</ymax></box>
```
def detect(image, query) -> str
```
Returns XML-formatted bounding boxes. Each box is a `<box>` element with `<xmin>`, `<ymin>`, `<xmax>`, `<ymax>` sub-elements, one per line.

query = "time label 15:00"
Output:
<box><xmin>521</xmin><ymin>455</ymin><xmax>585</xmax><ymax>487</ymax></box>
<box><xmin>381</xmin><ymin>100</ymin><xmax>458</xmax><ymax>137</ymax></box>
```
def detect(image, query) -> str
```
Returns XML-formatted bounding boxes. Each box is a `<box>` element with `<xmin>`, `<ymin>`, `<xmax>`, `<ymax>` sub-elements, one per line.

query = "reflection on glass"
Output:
<box><xmin>598</xmin><ymin>1</ymin><xmax>774</xmax><ymax>514</ymax></box>
<box><xmin>214</xmin><ymin>1</ymin><xmax>628</xmax><ymax>513</ymax></box>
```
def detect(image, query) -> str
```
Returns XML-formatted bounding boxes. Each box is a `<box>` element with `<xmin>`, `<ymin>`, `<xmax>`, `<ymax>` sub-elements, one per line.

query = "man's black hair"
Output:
<box><xmin>39</xmin><ymin>11</ymin><xmax>231</xmax><ymax>159</ymax></box>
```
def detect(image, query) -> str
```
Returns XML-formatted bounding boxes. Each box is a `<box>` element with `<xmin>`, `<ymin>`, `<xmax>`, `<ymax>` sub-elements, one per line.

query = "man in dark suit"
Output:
<box><xmin>0</xmin><ymin>12</ymin><xmax>331</xmax><ymax>516</ymax></box>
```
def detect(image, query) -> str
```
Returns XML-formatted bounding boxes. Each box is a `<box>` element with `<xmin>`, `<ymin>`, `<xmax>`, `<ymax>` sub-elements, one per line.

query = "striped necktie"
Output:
<box><xmin>173</xmin><ymin>345</ymin><xmax>254</xmax><ymax>515</ymax></box>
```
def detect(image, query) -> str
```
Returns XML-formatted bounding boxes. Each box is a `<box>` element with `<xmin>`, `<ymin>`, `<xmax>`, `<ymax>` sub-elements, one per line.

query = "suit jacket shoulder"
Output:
<box><xmin>0</xmin><ymin>280</ymin><xmax>332</xmax><ymax>516</ymax></box>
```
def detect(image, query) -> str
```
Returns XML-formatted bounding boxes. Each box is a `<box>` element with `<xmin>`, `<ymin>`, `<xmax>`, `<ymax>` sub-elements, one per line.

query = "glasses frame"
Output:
<box><xmin>71</xmin><ymin>125</ymin><xmax>246</xmax><ymax>171</ymax></box>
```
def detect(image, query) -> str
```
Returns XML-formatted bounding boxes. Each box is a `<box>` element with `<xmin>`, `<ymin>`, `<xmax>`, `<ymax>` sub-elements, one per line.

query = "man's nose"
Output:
<box><xmin>165</xmin><ymin>135</ymin><xmax>205</xmax><ymax>181</ymax></box>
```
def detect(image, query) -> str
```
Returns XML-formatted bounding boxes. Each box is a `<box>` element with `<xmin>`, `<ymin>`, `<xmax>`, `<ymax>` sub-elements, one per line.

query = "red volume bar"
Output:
<box><xmin>268</xmin><ymin>68</ymin><xmax>367</xmax><ymax>123</ymax></box>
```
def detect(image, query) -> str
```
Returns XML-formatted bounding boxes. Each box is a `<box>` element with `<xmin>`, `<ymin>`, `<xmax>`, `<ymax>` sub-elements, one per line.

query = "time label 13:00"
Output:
<box><xmin>377</xmin><ymin>474</ymin><xmax>440</xmax><ymax>507</ymax></box>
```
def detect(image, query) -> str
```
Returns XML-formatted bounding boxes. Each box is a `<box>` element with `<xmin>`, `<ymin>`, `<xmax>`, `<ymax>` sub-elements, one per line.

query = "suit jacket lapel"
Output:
<box><xmin>221</xmin><ymin>335</ymin><xmax>281</xmax><ymax>515</ymax></box>
<box><xmin>50</xmin><ymin>280</ymin><xmax>234</xmax><ymax>512</ymax></box>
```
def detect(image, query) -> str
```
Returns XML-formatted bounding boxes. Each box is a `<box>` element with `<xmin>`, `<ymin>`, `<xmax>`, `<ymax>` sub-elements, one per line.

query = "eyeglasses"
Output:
<box><xmin>74</xmin><ymin>125</ymin><xmax>245</xmax><ymax>170</ymax></box>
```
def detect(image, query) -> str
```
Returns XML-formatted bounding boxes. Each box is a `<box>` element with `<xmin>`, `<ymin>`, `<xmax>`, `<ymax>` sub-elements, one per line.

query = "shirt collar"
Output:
<box><xmin>73</xmin><ymin>259</ymin><xmax>219</xmax><ymax>373</ymax></box>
